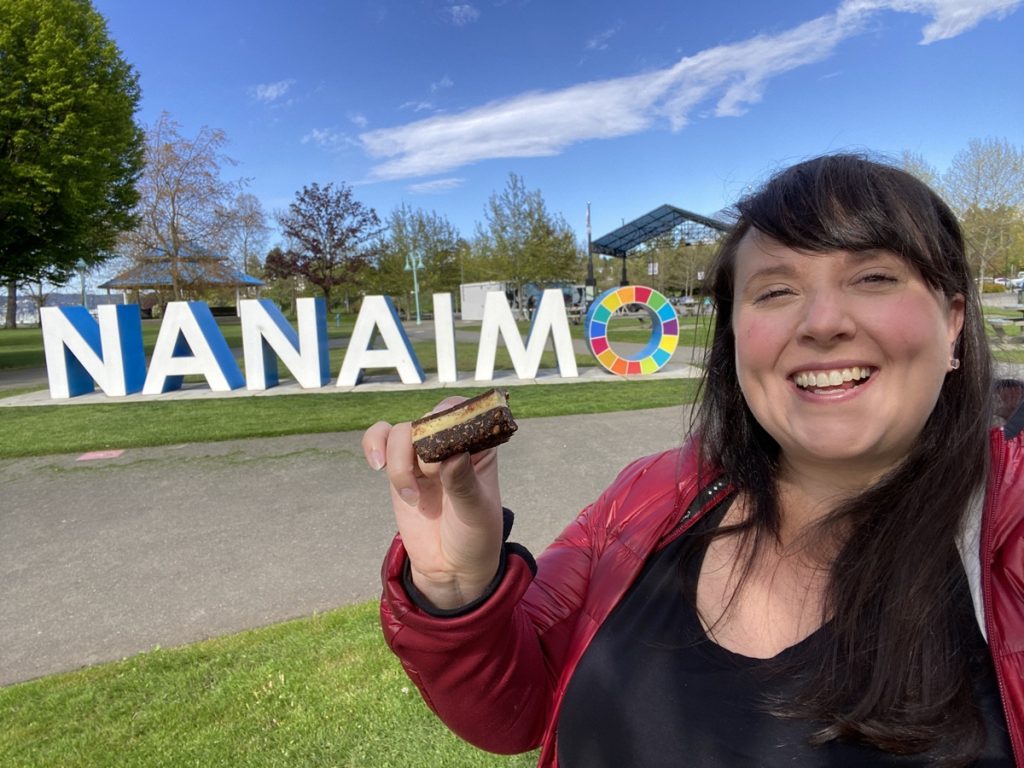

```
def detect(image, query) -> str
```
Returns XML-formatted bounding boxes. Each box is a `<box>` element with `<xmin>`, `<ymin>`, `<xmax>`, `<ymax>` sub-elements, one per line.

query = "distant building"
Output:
<box><xmin>0</xmin><ymin>293</ymin><xmax>128</xmax><ymax>326</ymax></box>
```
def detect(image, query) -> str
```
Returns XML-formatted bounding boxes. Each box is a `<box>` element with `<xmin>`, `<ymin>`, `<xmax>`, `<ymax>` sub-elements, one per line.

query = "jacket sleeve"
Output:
<box><xmin>987</xmin><ymin>427</ymin><xmax>1024</xmax><ymax>763</ymax></box>
<box><xmin>380</xmin><ymin>536</ymin><xmax>551</xmax><ymax>754</ymax></box>
<box><xmin>377</xmin><ymin>457</ymin><xmax>652</xmax><ymax>755</ymax></box>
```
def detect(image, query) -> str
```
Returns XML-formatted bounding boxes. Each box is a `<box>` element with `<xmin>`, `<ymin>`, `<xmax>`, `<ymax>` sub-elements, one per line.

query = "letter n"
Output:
<box><xmin>41</xmin><ymin>304</ymin><xmax>146</xmax><ymax>398</ymax></box>
<box><xmin>239</xmin><ymin>298</ymin><xmax>329</xmax><ymax>389</ymax></box>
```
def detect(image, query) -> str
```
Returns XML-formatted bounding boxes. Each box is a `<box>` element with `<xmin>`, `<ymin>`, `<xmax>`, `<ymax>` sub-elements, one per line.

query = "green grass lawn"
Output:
<box><xmin>983</xmin><ymin>307</ymin><xmax>1024</xmax><ymax>363</ymax></box>
<box><xmin>0</xmin><ymin>601</ymin><xmax>538</xmax><ymax>768</ymax></box>
<box><xmin>0</xmin><ymin>326</ymin><xmax>51</xmax><ymax>369</ymax></box>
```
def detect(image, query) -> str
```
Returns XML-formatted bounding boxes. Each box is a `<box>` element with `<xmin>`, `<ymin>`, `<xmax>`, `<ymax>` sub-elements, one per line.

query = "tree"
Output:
<box><xmin>119</xmin><ymin>112</ymin><xmax>242</xmax><ymax>300</ymax></box>
<box><xmin>942</xmin><ymin>138</ymin><xmax>1024</xmax><ymax>279</ymax></box>
<box><xmin>373</xmin><ymin>204</ymin><xmax>463</xmax><ymax>317</ymax></box>
<box><xmin>275</xmin><ymin>182</ymin><xmax>382</xmax><ymax>311</ymax></box>
<box><xmin>476</xmin><ymin>173</ymin><xmax>579</xmax><ymax>312</ymax></box>
<box><xmin>23</xmin><ymin>278</ymin><xmax>56</xmax><ymax>325</ymax></box>
<box><xmin>1</xmin><ymin>0</ymin><xmax>144</xmax><ymax>327</ymax></box>
<box><xmin>262</xmin><ymin>244</ymin><xmax>302</xmax><ymax>314</ymax></box>
<box><xmin>644</xmin><ymin>234</ymin><xmax>717</xmax><ymax>297</ymax></box>
<box><xmin>899</xmin><ymin>150</ymin><xmax>941</xmax><ymax>191</ymax></box>
<box><xmin>227</xmin><ymin>192</ymin><xmax>270</xmax><ymax>276</ymax></box>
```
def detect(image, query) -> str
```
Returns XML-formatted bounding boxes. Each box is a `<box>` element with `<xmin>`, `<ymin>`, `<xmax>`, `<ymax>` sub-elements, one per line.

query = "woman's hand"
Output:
<box><xmin>362</xmin><ymin>397</ymin><xmax>504</xmax><ymax>611</ymax></box>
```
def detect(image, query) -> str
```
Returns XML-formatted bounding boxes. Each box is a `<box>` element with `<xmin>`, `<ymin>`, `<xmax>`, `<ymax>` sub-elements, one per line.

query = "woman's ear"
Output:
<box><xmin>947</xmin><ymin>293</ymin><xmax>966</xmax><ymax>348</ymax></box>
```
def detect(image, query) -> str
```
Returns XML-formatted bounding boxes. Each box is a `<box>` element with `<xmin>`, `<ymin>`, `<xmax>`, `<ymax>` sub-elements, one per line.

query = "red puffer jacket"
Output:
<box><xmin>381</xmin><ymin>432</ymin><xmax>1024</xmax><ymax>767</ymax></box>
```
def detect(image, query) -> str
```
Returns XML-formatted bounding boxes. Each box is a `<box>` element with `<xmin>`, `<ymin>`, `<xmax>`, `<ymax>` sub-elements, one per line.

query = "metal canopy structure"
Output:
<box><xmin>591</xmin><ymin>204</ymin><xmax>731</xmax><ymax>258</ymax></box>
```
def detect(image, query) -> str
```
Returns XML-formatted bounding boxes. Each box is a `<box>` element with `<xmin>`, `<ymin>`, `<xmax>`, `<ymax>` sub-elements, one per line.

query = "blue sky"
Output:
<box><xmin>92</xmin><ymin>0</ymin><xmax>1023</xmax><ymax>247</ymax></box>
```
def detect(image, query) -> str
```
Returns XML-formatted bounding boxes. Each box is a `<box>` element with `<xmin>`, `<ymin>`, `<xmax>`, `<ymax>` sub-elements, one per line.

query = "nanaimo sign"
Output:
<box><xmin>40</xmin><ymin>286</ymin><xmax>683</xmax><ymax>400</ymax></box>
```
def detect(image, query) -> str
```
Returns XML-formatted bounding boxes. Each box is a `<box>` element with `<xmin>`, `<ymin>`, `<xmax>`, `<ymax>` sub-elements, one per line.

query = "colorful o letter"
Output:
<box><xmin>585</xmin><ymin>286</ymin><xmax>679</xmax><ymax>375</ymax></box>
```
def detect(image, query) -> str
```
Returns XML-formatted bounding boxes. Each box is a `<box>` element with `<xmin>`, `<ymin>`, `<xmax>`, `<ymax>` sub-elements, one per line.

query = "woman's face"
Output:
<box><xmin>731</xmin><ymin>232</ymin><xmax>964</xmax><ymax>481</ymax></box>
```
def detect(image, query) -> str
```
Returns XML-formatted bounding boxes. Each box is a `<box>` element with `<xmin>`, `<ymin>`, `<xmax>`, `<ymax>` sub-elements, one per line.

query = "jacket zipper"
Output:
<box><xmin>657</xmin><ymin>473</ymin><xmax>731</xmax><ymax>550</ymax></box>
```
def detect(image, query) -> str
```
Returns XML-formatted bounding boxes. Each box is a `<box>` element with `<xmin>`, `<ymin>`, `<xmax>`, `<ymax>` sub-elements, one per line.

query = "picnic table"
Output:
<box><xmin>989</xmin><ymin>317</ymin><xmax>1024</xmax><ymax>344</ymax></box>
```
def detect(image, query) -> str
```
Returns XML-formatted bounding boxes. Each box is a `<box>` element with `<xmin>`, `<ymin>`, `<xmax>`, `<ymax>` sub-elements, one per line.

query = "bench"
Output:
<box><xmin>988</xmin><ymin>319</ymin><xmax>1024</xmax><ymax>345</ymax></box>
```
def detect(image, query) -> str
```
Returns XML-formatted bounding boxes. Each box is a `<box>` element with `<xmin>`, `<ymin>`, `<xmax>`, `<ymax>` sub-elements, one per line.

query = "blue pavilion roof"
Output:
<box><xmin>99</xmin><ymin>250</ymin><xmax>263</xmax><ymax>290</ymax></box>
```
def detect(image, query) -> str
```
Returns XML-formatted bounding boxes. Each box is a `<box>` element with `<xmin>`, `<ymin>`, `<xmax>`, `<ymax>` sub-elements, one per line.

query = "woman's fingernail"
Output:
<box><xmin>399</xmin><ymin>487</ymin><xmax>419</xmax><ymax>506</ymax></box>
<box><xmin>368</xmin><ymin>450</ymin><xmax>385</xmax><ymax>471</ymax></box>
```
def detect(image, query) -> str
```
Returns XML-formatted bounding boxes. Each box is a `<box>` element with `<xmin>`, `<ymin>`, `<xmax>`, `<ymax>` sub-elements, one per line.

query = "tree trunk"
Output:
<box><xmin>5</xmin><ymin>278</ymin><xmax>17</xmax><ymax>329</ymax></box>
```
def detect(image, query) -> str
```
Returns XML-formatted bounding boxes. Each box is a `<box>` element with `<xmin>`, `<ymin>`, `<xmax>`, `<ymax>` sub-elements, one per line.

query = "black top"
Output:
<box><xmin>557</xmin><ymin>500</ymin><xmax>1014</xmax><ymax>767</ymax></box>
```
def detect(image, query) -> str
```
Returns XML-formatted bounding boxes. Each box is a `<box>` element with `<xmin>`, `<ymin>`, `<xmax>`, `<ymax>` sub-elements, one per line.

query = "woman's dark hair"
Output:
<box><xmin>693</xmin><ymin>153</ymin><xmax>993</xmax><ymax>762</ymax></box>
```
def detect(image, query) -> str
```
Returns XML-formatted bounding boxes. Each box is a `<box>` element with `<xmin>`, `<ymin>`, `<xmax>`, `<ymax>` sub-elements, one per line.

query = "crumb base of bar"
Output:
<box><xmin>413</xmin><ymin>407</ymin><xmax>517</xmax><ymax>462</ymax></box>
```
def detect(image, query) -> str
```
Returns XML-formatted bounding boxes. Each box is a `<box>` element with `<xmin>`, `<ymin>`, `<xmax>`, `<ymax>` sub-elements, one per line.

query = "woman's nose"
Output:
<box><xmin>797</xmin><ymin>290</ymin><xmax>856</xmax><ymax>344</ymax></box>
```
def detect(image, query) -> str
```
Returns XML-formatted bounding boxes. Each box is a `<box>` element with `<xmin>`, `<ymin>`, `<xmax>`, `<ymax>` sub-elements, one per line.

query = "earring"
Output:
<box><xmin>950</xmin><ymin>358</ymin><xmax>961</xmax><ymax>370</ymax></box>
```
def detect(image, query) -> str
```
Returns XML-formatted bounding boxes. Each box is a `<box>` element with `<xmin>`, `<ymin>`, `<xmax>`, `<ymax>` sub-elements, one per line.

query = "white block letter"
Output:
<box><xmin>433</xmin><ymin>293</ymin><xmax>457</xmax><ymax>384</ymax></box>
<box><xmin>41</xmin><ymin>304</ymin><xmax>146</xmax><ymax>398</ymax></box>
<box><xmin>143</xmin><ymin>302</ymin><xmax>245</xmax><ymax>394</ymax></box>
<box><xmin>475</xmin><ymin>289</ymin><xmax>578</xmax><ymax>380</ymax></box>
<box><xmin>337</xmin><ymin>295</ymin><xmax>424</xmax><ymax>387</ymax></box>
<box><xmin>240</xmin><ymin>297</ymin><xmax>329</xmax><ymax>390</ymax></box>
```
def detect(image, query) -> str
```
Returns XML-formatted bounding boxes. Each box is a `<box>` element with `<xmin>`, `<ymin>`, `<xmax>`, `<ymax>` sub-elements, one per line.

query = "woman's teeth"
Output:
<box><xmin>793</xmin><ymin>367</ymin><xmax>873</xmax><ymax>390</ymax></box>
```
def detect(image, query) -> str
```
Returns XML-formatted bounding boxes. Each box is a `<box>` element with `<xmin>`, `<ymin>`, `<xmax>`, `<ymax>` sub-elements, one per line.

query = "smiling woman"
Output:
<box><xmin>364</xmin><ymin>155</ymin><xmax>1023</xmax><ymax>768</ymax></box>
<box><xmin>695</xmin><ymin>155</ymin><xmax>1015</xmax><ymax>762</ymax></box>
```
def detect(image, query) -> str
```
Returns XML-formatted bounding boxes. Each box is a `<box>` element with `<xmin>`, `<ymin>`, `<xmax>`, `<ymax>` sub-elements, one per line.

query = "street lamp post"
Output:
<box><xmin>585</xmin><ymin>202</ymin><xmax>596</xmax><ymax>304</ymax></box>
<box><xmin>76</xmin><ymin>259</ymin><xmax>88</xmax><ymax>307</ymax></box>
<box><xmin>405</xmin><ymin>251</ymin><xmax>425</xmax><ymax>325</ymax></box>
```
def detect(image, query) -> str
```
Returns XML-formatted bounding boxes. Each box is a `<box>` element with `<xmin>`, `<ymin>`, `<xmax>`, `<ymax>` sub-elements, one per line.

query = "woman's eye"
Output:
<box><xmin>859</xmin><ymin>272</ymin><xmax>898</xmax><ymax>285</ymax></box>
<box><xmin>753</xmin><ymin>287</ymin><xmax>794</xmax><ymax>303</ymax></box>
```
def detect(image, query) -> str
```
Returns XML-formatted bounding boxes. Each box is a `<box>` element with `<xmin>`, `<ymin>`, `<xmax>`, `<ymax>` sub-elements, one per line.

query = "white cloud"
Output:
<box><xmin>837</xmin><ymin>0</ymin><xmax>1020</xmax><ymax>43</ymax></box>
<box><xmin>252</xmin><ymin>79</ymin><xmax>296</xmax><ymax>103</ymax></box>
<box><xmin>431</xmin><ymin>75</ymin><xmax>454</xmax><ymax>93</ymax></box>
<box><xmin>360</xmin><ymin>0</ymin><xmax>1020</xmax><ymax>180</ymax></box>
<box><xmin>408</xmin><ymin>177</ymin><xmax>466</xmax><ymax>193</ymax></box>
<box><xmin>399</xmin><ymin>100</ymin><xmax>437</xmax><ymax>113</ymax></box>
<box><xmin>585</xmin><ymin>23</ymin><xmax>621</xmax><ymax>52</ymax></box>
<box><xmin>447</xmin><ymin>4</ymin><xmax>480</xmax><ymax>26</ymax></box>
<box><xmin>363</xmin><ymin>77</ymin><xmax>657</xmax><ymax>179</ymax></box>
<box><xmin>301</xmin><ymin>128</ymin><xmax>355</xmax><ymax>150</ymax></box>
<box><xmin>349</xmin><ymin>112</ymin><xmax>369</xmax><ymax>128</ymax></box>
<box><xmin>667</xmin><ymin>13</ymin><xmax>852</xmax><ymax>124</ymax></box>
